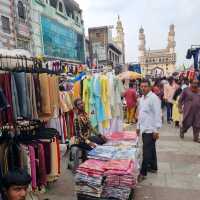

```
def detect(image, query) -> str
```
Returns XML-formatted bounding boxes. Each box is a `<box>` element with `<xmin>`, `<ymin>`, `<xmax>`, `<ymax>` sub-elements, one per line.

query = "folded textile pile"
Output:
<box><xmin>112</xmin><ymin>148</ymin><xmax>139</xmax><ymax>161</ymax></box>
<box><xmin>75</xmin><ymin>160</ymin><xmax>106</xmax><ymax>198</ymax></box>
<box><xmin>87</xmin><ymin>146</ymin><xmax>117</xmax><ymax>161</ymax></box>
<box><xmin>75</xmin><ymin>131</ymin><xmax>141</xmax><ymax>200</ymax></box>
<box><xmin>102</xmin><ymin>160</ymin><xmax>138</xmax><ymax>200</ymax></box>
<box><xmin>104</xmin><ymin>139</ymin><xmax>139</xmax><ymax>147</ymax></box>
<box><xmin>102</xmin><ymin>187</ymin><xmax>131</xmax><ymax>200</ymax></box>
<box><xmin>106</xmin><ymin>131</ymin><xmax>138</xmax><ymax>141</ymax></box>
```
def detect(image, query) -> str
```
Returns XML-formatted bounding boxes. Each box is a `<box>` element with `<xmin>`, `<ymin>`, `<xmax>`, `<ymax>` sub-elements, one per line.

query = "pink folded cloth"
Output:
<box><xmin>104</xmin><ymin>161</ymin><xmax>135</xmax><ymax>175</ymax></box>
<box><xmin>78</xmin><ymin>159</ymin><xmax>106</xmax><ymax>173</ymax></box>
<box><xmin>106</xmin><ymin>131</ymin><xmax>138</xmax><ymax>141</ymax></box>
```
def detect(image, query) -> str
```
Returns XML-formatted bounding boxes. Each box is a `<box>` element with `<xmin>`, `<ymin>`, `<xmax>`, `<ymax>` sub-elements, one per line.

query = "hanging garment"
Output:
<box><xmin>89</xmin><ymin>77</ymin><xmax>97</xmax><ymax>128</ymax></box>
<box><xmin>20</xmin><ymin>145</ymin><xmax>31</xmax><ymax>176</ymax></box>
<box><xmin>33</xmin><ymin>74</ymin><xmax>42</xmax><ymax>114</ymax></box>
<box><xmin>73</xmin><ymin>81</ymin><xmax>81</xmax><ymax>99</ymax></box>
<box><xmin>37</xmin><ymin>144</ymin><xmax>47</xmax><ymax>187</ymax></box>
<box><xmin>100</xmin><ymin>75</ymin><xmax>112</xmax><ymax>128</ymax></box>
<box><xmin>13</xmin><ymin>72</ymin><xmax>31</xmax><ymax>118</ymax></box>
<box><xmin>186</xmin><ymin>48</ymin><xmax>200</xmax><ymax>71</ymax></box>
<box><xmin>83</xmin><ymin>78</ymin><xmax>90</xmax><ymax>114</ymax></box>
<box><xmin>113</xmin><ymin>78</ymin><xmax>125</xmax><ymax>118</ymax></box>
<box><xmin>26</xmin><ymin>74</ymin><xmax>38</xmax><ymax>119</ymax></box>
<box><xmin>47</xmin><ymin>138</ymin><xmax>59</xmax><ymax>182</ymax></box>
<box><xmin>0</xmin><ymin>73</ymin><xmax>13</xmax><ymax>123</ymax></box>
<box><xmin>29</xmin><ymin>145</ymin><xmax>37</xmax><ymax>190</ymax></box>
<box><xmin>0</xmin><ymin>143</ymin><xmax>8</xmax><ymax>175</ymax></box>
<box><xmin>39</xmin><ymin>73</ymin><xmax>52</xmax><ymax>120</ymax></box>
<box><xmin>47</xmin><ymin>117</ymin><xmax>63</xmax><ymax>139</ymax></box>
<box><xmin>108</xmin><ymin>73</ymin><xmax>115</xmax><ymax>118</ymax></box>
<box><xmin>93</xmin><ymin>75</ymin><xmax>105</xmax><ymax>123</ymax></box>
<box><xmin>48</xmin><ymin>75</ymin><xmax>60</xmax><ymax>117</ymax></box>
<box><xmin>10</xmin><ymin>74</ymin><xmax>20</xmax><ymax>120</ymax></box>
<box><xmin>59</xmin><ymin>91</ymin><xmax>73</xmax><ymax>113</ymax></box>
<box><xmin>0</xmin><ymin>86</ymin><xmax>9</xmax><ymax>111</ymax></box>
<box><xmin>42</xmin><ymin>142</ymin><xmax>51</xmax><ymax>175</ymax></box>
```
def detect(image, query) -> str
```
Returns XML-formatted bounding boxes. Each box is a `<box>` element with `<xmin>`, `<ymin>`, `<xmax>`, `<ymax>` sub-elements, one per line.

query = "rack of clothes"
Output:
<box><xmin>68</xmin><ymin>68</ymin><xmax>125</xmax><ymax>134</ymax></box>
<box><xmin>0</xmin><ymin>55</ymin><xmax>79</xmax><ymax>193</ymax></box>
<box><xmin>0</xmin><ymin>55</ymin><xmax>77</xmax><ymax>142</ymax></box>
<box><xmin>0</xmin><ymin>120</ymin><xmax>60</xmax><ymax>191</ymax></box>
<box><xmin>186</xmin><ymin>45</ymin><xmax>200</xmax><ymax>71</ymax></box>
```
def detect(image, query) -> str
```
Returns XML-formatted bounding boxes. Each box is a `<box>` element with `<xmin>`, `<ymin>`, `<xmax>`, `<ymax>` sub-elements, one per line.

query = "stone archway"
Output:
<box><xmin>151</xmin><ymin>67</ymin><xmax>164</xmax><ymax>78</ymax></box>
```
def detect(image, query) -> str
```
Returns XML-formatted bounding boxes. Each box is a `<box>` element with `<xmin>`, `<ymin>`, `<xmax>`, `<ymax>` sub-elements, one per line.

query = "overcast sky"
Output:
<box><xmin>75</xmin><ymin>0</ymin><xmax>200</xmax><ymax>68</ymax></box>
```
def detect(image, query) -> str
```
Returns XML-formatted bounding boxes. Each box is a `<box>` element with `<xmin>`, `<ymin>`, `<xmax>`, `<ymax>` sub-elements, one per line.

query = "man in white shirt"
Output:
<box><xmin>137</xmin><ymin>79</ymin><xmax>162</xmax><ymax>182</ymax></box>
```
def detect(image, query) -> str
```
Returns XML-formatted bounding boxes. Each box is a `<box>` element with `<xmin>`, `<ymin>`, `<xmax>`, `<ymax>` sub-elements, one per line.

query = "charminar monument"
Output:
<box><xmin>139</xmin><ymin>24</ymin><xmax>176</xmax><ymax>77</ymax></box>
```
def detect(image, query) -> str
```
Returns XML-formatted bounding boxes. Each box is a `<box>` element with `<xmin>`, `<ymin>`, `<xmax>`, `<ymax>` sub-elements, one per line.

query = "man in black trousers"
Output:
<box><xmin>136</xmin><ymin>79</ymin><xmax>162</xmax><ymax>182</ymax></box>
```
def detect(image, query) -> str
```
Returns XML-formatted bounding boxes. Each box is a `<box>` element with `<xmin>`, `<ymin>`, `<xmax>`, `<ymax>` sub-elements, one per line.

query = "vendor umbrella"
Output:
<box><xmin>117</xmin><ymin>71</ymin><xmax>142</xmax><ymax>80</ymax></box>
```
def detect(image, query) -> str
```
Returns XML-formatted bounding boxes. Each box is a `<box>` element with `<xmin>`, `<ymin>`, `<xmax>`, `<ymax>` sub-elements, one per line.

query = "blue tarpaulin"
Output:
<box><xmin>128</xmin><ymin>64</ymin><xmax>141</xmax><ymax>74</ymax></box>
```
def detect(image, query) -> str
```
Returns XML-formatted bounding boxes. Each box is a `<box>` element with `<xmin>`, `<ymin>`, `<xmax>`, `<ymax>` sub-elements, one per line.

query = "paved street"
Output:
<box><xmin>39</xmin><ymin>123</ymin><xmax>200</xmax><ymax>200</ymax></box>
<box><xmin>135</xmin><ymin>123</ymin><xmax>200</xmax><ymax>200</ymax></box>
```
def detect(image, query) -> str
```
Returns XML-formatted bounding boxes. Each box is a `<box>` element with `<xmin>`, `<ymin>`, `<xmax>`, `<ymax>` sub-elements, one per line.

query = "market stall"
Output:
<box><xmin>75</xmin><ymin>131</ymin><xmax>140</xmax><ymax>200</ymax></box>
<box><xmin>0</xmin><ymin>55</ymin><xmax>88</xmax><ymax>194</ymax></box>
<box><xmin>0</xmin><ymin>53</ymin><xmax>127</xmax><ymax>196</ymax></box>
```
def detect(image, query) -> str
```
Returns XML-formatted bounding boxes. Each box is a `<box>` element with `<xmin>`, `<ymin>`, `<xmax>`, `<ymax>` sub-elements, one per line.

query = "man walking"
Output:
<box><xmin>137</xmin><ymin>79</ymin><xmax>162</xmax><ymax>181</ymax></box>
<box><xmin>178</xmin><ymin>79</ymin><xmax>200</xmax><ymax>143</ymax></box>
<box><xmin>164</xmin><ymin>77</ymin><xmax>176</xmax><ymax>123</ymax></box>
<box><xmin>124</xmin><ymin>82</ymin><xmax>137</xmax><ymax>124</ymax></box>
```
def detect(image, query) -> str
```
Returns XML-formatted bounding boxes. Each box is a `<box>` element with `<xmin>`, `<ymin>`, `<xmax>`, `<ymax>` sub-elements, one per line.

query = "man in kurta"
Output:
<box><xmin>178</xmin><ymin>79</ymin><xmax>200</xmax><ymax>143</ymax></box>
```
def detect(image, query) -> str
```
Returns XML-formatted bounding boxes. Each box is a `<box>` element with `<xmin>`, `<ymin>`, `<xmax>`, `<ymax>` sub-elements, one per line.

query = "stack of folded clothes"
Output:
<box><xmin>75</xmin><ymin>160</ymin><xmax>106</xmax><ymax>198</ymax></box>
<box><xmin>104</xmin><ymin>139</ymin><xmax>139</xmax><ymax>148</ymax></box>
<box><xmin>102</xmin><ymin>187</ymin><xmax>131</xmax><ymax>200</ymax></box>
<box><xmin>87</xmin><ymin>146</ymin><xmax>117</xmax><ymax>161</ymax></box>
<box><xmin>112</xmin><ymin>148</ymin><xmax>139</xmax><ymax>161</ymax></box>
<box><xmin>75</xmin><ymin>131</ymin><xmax>141</xmax><ymax>200</ymax></box>
<box><xmin>106</xmin><ymin>131</ymin><xmax>138</xmax><ymax>141</ymax></box>
<box><xmin>102</xmin><ymin>160</ymin><xmax>138</xmax><ymax>200</ymax></box>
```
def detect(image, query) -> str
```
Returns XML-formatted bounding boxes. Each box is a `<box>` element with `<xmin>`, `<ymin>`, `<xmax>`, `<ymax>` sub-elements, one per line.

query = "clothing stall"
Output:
<box><xmin>0</xmin><ymin>55</ymin><xmax>74</xmax><ymax>192</ymax></box>
<box><xmin>75</xmin><ymin>131</ymin><xmax>140</xmax><ymax>200</ymax></box>
<box><xmin>67</xmin><ymin>68</ymin><xmax>125</xmax><ymax>135</ymax></box>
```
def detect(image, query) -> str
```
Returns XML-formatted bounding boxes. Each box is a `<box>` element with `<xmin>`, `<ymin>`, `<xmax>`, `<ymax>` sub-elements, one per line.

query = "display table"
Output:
<box><xmin>75</xmin><ymin>131</ymin><xmax>140</xmax><ymax>200</ymax></box>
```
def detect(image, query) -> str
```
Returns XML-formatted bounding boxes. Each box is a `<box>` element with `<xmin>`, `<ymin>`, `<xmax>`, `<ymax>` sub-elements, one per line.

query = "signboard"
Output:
<box><xmin>128</xmin><ymin>64</ymin><xmax>141</xmax><ymax>74</ymax></box>
<box><xmin>92</xmin><ymin>42</ymin><xmax>107</xmax><ymax>61</ymax></box>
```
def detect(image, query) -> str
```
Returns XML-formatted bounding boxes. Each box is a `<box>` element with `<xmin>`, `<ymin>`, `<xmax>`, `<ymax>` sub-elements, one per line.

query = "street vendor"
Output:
<box><xmin>72</xmin><ymin>98</ymin><xmax>106</xmax><ymax>157</ymax></box>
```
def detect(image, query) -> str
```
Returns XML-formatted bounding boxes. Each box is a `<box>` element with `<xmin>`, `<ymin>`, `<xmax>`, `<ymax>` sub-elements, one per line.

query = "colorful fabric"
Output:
<box><xmin>93</xmin><ymin>75</ymin><xmax>105</xmax><ymax>122</ymax></box>
<box><xmin>88</xmin><ymin>146</ymin><xmax>117</xmax><ymax>160</ymax></box>
<box><xmin>103</xmin><ymin>160</ymin><xmax>132</xmax><ymax>171</ymax></box>
<box><xmin>106</xmin><ymin>131</ymin><xmax>138</xmax><ymax>141</ymax></box>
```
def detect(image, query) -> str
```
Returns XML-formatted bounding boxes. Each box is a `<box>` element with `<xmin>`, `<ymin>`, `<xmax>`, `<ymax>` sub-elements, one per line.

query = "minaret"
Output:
<box><xmin>115</xmin><ymin>15</ymin><xmax>125</xmax><ymax>64</ymax></box>
<box><xmin>139</xmin><ymin>26</ymin><xmax>146</xmax><ymax>61</ymax></box>
<box><xmin>167</xmin><ymin>24</ymin><xmax>176</xmax><ymax>53</ymax></box>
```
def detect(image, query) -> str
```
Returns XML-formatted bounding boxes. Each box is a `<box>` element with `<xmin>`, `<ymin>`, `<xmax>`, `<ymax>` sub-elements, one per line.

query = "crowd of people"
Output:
<box><xmin>123</xmin><ymin>76</ymin><xmax>200</xmax><ymax>143</ymax></box>
<box><xmin>123</xmin><ymin>76</ymin><xmax>200</xmax><ymax>182</ymax></box>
